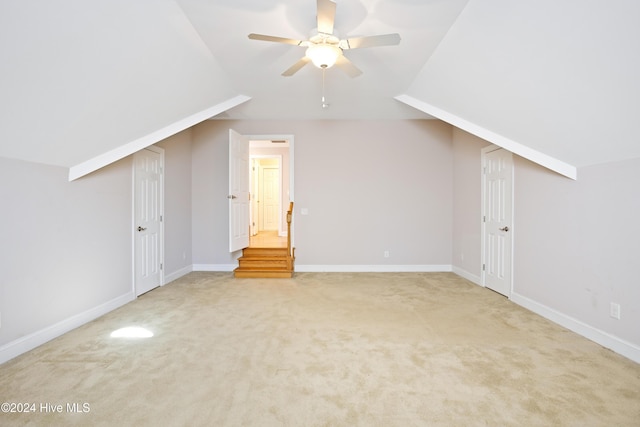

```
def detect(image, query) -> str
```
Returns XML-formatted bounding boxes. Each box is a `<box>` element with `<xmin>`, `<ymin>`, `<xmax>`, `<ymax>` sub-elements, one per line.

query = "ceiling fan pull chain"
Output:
<box><xmin>322</xmin><ymin>68</ymin><xmax>329</xmax><ymax>108</ymax></box>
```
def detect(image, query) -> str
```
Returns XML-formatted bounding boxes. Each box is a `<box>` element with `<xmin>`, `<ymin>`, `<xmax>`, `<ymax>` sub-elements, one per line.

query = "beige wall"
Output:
<box><xmin>156</xmin><ymin>130</ymin><xmax>193</xmax><ymax>281</ymax></box>
<box><xmin>192</xmin><ymin>119</ymin><xmax>454</xmax><ymax>269</ymax></box>
<box><xmin>0</xmin><ymin>130</ymin><xmax>194</xmax><ymax>361</ymax></box>
<box><xmin>451</xmin><ymin>129</ymin><xmax>640</xmax><ymax>360</ymax></box>
<box><xmin>0</xmin><ymin>156</ymin><xmax>133</xmax><ymax>353</ymax></box>
<box><xmin>514</xmin><ymin>155</ymin><xmax>640</xmax><ymax>350</ymax></box>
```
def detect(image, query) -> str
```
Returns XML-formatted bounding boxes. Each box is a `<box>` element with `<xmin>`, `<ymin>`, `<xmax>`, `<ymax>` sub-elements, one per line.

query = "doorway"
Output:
<box><xmin>248</xmin><ymin>137</ymin><xmax>292</xmax><ymax>248</ymax></box>
<box><xmin>228</xmin><ymin>134</ymin><xmax>294</xmax><ymax>252</ymax></box>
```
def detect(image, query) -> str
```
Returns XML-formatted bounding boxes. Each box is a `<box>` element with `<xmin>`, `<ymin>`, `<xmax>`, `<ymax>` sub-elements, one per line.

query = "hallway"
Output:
<box><xmin>249</xmin><ymin>230</ymin><xmax>286</xmax><ymax>248</ymax></box>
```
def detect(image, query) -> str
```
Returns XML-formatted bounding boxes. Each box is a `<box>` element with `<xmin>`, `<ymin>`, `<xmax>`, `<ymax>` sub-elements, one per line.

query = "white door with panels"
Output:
<box><xmin>229</xmin><ymin>129</ymin><xmax>250</xmax><ymax>252</ymax></box>
<box><xmin>482</xmin><ymin>147</ymin><xmax>513</xmax><ymax>297</ymax></box>
<box><xmin>250</xmin><ymin>158</ymin><xmax>259</xmax><ymax>237</ymax></box>
<box><xmin>261</xmin><ymin>166</ymin><xmax>280</xmax><ymax>231</ymax></box>
<box><xmin>134</xmin><ymin>147</ymin><xmax>164</xmax><ymax>296</ymax></box>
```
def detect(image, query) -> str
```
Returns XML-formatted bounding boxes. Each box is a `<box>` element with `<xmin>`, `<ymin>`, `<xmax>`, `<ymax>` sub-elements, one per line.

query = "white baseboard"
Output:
<box><xmin>0</xmin><ymin>292</ymin><xmax>135</xmax><ymax>365</ymax></box>
<box><xmin>452</xmin><ymin>266</ymin><xmax>482</xmax><ymax>286</ymax></box>
<box><xmin>295</xmin><ymin>265</ymin><xmax>452</xmax><ymax>273</ymax></box>
<box><xmin>511</xmin><ymin>292</ymin><xmax>640</xmax><ymax>364</ymax></box>
<box><xmin>164</xmin><ymin>265</ymin><xmax>193</xmax><ymax>284</ymax></box>
<box><xmin>193</xmin><ymin>264</ymin><xmax>237</xmax><ymax>272</ymax></box>
<box><xmin>192</xmin><ymin>264</ymin><xmax>453</xmax><ymax>274</ymax></box>
<box><xmin>193</xmin><ymin>264</ymin><xmax>452</xmax><ymax>273</ymax></box>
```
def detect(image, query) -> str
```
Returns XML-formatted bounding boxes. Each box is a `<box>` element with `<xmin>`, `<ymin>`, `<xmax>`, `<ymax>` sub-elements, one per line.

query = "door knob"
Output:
<box><xmin>499</xmin><ymin>226</ymin><xmax>509</xmax><ymax>232</ymax></box>
<box><xmin>137</xmin><ymin>226</ymin><xmax>147</xmax><ymax>232</ymax></box>
<box><xmin>227</xmin><ymin>195</ymin><xmax>237</xmax><ymax>199</ymax></box>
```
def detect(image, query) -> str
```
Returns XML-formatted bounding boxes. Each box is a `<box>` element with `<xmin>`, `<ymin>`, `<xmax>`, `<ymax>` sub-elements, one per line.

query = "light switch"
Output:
<box><xmin>301</xmin><ymin>208</ymin><xmax>309</xmax><ymax>215</ymax></box>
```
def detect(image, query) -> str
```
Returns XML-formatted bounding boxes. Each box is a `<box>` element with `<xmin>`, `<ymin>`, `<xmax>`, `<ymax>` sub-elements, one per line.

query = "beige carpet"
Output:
<box><xmin>1</xmin><ymin>272</ymin><xmax>639</xmax><ymax>426</ymax></box>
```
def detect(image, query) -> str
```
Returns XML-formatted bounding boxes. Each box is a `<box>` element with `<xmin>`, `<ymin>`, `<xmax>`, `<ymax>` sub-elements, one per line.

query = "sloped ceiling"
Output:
<box><xmin>1</xmin><ymin>0</ymin><xmax>638</xmax><ymax>180</ymax></box>
<box><xmin>400</xmin><ymin>0</ymin><xmax>640</xmax><ymax>171</ymax></box>
<box><xmin>0</xmin><ymin>0</ymin><xmax>243</xmax><ymax>177</ymax></box>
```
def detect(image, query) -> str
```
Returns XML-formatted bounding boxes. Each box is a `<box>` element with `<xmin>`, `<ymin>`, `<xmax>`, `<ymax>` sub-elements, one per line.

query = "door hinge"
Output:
<box><xmin>482</xmin><ymin>264</ymin><xmax>486</xmax><ymax>271</ymax></box>
<box><xmin>160</xmin><ymin>215</ymin><xmax>163</xmax><ymax>222</ymax></box>
<box><xmin>483</xmin><ymin>215</ymin><xmax>486</xmax><ymax>222</ymax></box>
<box><xmin>160</xmin><ymin>263</ymin><xmax>163</xmax><ymax>270</ymax></box>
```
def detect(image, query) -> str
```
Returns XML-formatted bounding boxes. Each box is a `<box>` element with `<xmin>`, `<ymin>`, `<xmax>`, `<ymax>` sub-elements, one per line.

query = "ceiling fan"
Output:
<box><xmin>248</xmin><ymin>0</ymin><xmax>401</xmax><ymax>78</ymax></box>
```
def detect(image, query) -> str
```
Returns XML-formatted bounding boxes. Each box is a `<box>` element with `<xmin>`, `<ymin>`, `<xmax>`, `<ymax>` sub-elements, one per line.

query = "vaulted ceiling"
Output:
<box><xmin>176</xmin><ymin>0</ymin><xmax>469</xmax><ymax>121</ymax></box>
<box><xmin>1</xmin><ymin>0</ymin><xmax>638</xmax><ymax>180</ymax></box>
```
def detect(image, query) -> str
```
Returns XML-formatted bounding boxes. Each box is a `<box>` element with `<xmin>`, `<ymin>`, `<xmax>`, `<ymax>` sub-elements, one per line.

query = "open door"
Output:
<box><xmin>229</xmin><ymin>129</ymin><xmax>250</xmax><ymax>252</ymax></box>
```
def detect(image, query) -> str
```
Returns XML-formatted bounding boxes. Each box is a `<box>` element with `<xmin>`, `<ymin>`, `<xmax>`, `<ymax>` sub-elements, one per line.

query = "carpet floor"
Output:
<box><xmin>1</xmin><ymin>272</ymin><xmax>639</xmax><ymax>426</ymax></box>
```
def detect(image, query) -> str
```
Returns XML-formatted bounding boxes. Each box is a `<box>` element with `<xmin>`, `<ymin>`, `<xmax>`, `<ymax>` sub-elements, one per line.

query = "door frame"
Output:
<box><xmin>132</xmin><ymin>145</ymin><xmax>165</xmax><ymax>296</ymax></box>
<box><xmin>247</xmin><ymin>134</ymin><xmax>295</xmax><ymax>245</ymax></box>
<box><xmin>481</xmin><ymin>145</ymin><xmax>514</xmax><ymax>297</ymax></box>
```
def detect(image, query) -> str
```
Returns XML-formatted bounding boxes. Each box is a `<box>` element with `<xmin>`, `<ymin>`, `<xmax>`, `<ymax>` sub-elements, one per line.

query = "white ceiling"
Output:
<box><xmin>175</xmin><ymin>0</ymin><xmax>470</xmax><ymax>120</ymax></box>
<box><xmin>1</xmin><ymin>0</ymin><xmax>639</xmax><ymax>178</ymax></box>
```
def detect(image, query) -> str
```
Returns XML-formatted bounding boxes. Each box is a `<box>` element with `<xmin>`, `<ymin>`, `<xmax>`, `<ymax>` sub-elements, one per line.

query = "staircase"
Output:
<box><xmin>234</xmin><ymin>247</ymin><xmax>294</xmax><ymax>278</ymax></box>
<box><xmin>233</xmin><ymin>202</ymin><xmax>295</xmax><ymax>278</ymax></box>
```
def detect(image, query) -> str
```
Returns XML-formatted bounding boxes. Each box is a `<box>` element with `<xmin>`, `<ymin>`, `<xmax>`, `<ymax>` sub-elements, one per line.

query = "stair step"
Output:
<box><xmin>234</xmin><ymin>267</ymin><xmax>294</xmax><ymax>278</ymax></box>
<box><xmin>238</xmin><ymin>258</ymin><xmax>289</xmax><ymax>268</ymax></box>
<box><xmin>238</xmin><ymin>255</ymin><xmax>288</xmax><ymax>260</ymax></box>
<box><xmin>235</xmin><ymin>246</ymin><xmax>294</xmax><ymax>278</ymax></box>
<box><xmin>242</xmin><ymin>247</ymin><xmax>289</xmax><ymax>257</ymax></box>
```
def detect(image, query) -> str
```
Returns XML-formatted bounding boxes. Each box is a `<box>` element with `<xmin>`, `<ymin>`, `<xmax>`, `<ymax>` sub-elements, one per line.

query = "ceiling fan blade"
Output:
<box><xmin>317</xmin><ymin>0</ymin><xmax>336</xmax><ymax>35</ymax></box>
<box><xmin>335</xmin><ymin>55</ymin><xmax>362</xmax><ymax>78</ymax></box>
<box><xmin>282</xmin><ymin>57</ymin><xmax>312</xmax><ymax>76</ymax></box>
<box><xmin>342</xmin><ymin>33</ymin><xmax>401</xmax><ymax>49</ymax></box>
<box><xmin>248</xmin><ymin>33</ymin><xmax>304</xmax><ymax>46</ymax></box>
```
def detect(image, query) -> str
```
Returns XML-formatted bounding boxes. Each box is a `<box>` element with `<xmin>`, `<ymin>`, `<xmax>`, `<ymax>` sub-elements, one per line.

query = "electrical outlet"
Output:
<box><xmin>610</xmin><ymin>303</ymin><xmax>621</xmax><ymax>320</ymax></box>
<box><xmin>384</xmin><ymin>250</ymin><xmax>390</xmax><ymax>258</ymax></box>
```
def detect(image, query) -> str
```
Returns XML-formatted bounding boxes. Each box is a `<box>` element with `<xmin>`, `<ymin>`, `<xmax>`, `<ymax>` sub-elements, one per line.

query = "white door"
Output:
<box><xmin>482</xmin><ymin>147</ymin><xmax>513</xmax><ymax>297</ymax></box>
<box><xmin>250</xmin><ymin>158</ymin><xmax>259</xmax><ymax>236</ymax></box>
<box><xmin>229</xmin><ymin>129</ymin><xmax>250</xmax><ymax>252</ymax></box>
<box><xmin>262</xmin><ymin>167</ymin><xmax>280</xmax><ymax>231</ymax></box>
<box><xmin>134</xmin><ymin>147</ymin><xmax>163</xmax><ymax>296</ymax></box>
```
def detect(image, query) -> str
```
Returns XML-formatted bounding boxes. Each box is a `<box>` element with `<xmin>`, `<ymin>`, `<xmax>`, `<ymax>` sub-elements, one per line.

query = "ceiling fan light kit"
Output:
<box><xmin>306</xmin><ymin>43</ymin><xmax>341</xmax><ymax>69</ymax></box>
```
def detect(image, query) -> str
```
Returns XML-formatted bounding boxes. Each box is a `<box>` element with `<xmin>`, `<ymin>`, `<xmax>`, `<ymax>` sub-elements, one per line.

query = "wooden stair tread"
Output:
<box><xmin>233</xmin><ymin>266</ymin><xmax>294</xmax><ymax>278</ymax></box>
<box><xmin>242</xmin><ymin>249</ymin><xmax>288</xmax><ymax>254</ymax></box>
<box><xmin>239</xmin><ymin>261</ymin><xmax>288</xmax><ymax>266</ymax></box>
<box><xmin>238</xmin><ymin>255</ymin><xmax>288</xmax><ymax>260</ymax></box>
<box><xmin>243</xmin><ymin>246</ymin><xmax>287</xmax><ymax>250</ymax></box>
<box><xmin>235</xmin><ymin>266</ymin><xmax>292</xmax><ymax>271</ymax></box>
